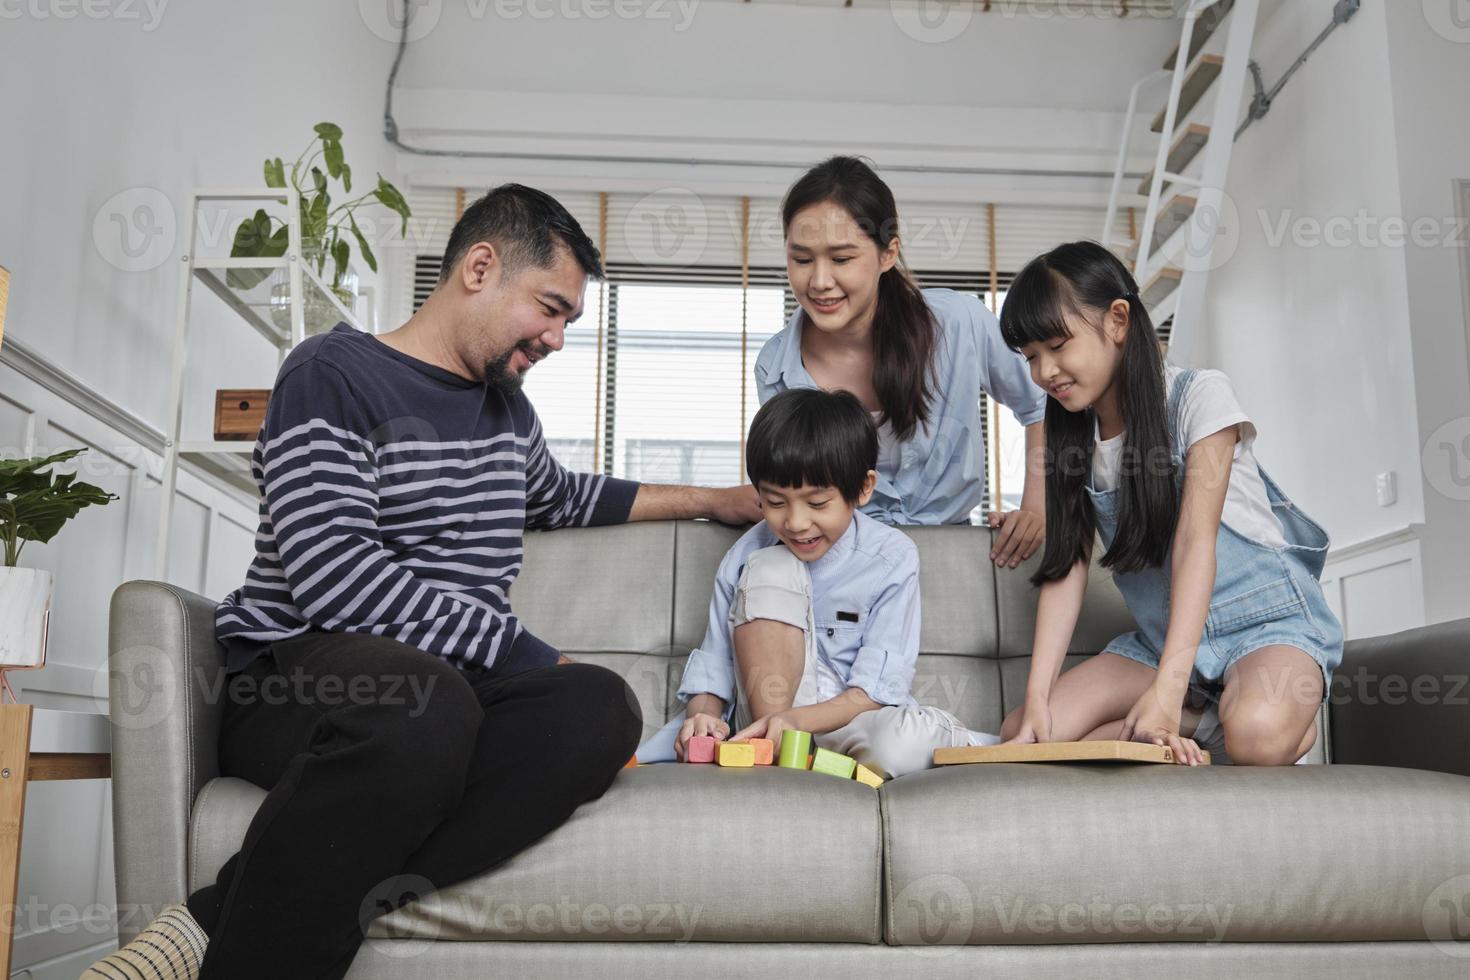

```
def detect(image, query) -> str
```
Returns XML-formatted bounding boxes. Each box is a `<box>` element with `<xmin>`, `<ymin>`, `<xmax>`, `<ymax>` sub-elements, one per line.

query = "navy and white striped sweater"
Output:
<box><xmin>215</xmin><ymin>324</ymin><xmax>638</xmax><ymax>674</ymax></box>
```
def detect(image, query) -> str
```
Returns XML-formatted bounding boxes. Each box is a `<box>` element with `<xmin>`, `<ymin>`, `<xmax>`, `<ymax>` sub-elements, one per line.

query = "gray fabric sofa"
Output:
<box><xmin>107</xmin><ymin>521</ymin><xmax>1470</xmax><ymax>977</ymax></box>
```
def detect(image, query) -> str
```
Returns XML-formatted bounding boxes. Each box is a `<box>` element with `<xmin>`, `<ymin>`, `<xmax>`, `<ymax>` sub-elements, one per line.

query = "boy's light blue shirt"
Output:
<box><xmin>755</xmin><ymin>287</ymin><xmax>1047</xmax><ymax>526</ymax></box>
<box><xmin>636</xmin><ymin>511</ymin><xmax>920</xmax><ymax>763</ymax></box>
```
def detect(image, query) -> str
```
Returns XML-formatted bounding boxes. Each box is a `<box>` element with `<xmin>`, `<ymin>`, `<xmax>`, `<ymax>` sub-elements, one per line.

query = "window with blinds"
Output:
<box><xmin>395</xmin><ymin>188</ymin><xmax>1130</xmax><ymax>520</ymax></box>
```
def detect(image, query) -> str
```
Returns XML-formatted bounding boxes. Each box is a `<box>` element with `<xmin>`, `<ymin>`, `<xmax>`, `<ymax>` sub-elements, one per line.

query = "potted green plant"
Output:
<box><xmin>0</xmin><ymin>450</ymin><xmax>117</xmax><ymax>674</ymax></box>
<box><xmin>228</xmin><ymin>121</ymin><xmax>412</xmax><ymax>336</ymax></box>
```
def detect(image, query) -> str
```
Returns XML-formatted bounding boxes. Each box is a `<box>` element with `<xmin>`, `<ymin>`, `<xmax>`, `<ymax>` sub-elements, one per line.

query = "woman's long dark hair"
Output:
<box><xmin>782</xmin><ymin>156</ymin><xmax>938</xmax><ymax>442</ymax></box>
<box><xmin>998</xmin><ymin>241</ymin><xmax>1176</xmax><ymax>585</ymax></box>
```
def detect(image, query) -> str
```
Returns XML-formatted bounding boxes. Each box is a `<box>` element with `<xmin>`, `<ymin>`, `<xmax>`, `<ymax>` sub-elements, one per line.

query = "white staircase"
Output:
<box><xmin>1102</xmin><ymin>0</ymin><xmax>1261</xmax><ymax>363</ymax></box>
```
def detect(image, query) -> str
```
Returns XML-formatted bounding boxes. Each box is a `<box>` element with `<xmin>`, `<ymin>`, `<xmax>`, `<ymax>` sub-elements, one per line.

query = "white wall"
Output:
<box><xmin>1200</xmin><ymin>0</ymin><xmax>1470</xmax><ymax>635</ymax></box>
<box><xmin>0</xmin><ymin>2</ymin><xmax>407</xmax><ymax>971</ymax></box>
<box><xmin>1380</xmin><ymin>1</ymin><xmax>1470</xmax><ymax>628</ymax></box>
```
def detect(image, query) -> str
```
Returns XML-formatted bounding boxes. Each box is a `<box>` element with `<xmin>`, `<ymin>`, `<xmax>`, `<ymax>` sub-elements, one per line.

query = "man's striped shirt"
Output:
<box><xmin>215</xmin><ymin>324</ymin><xmax>637</xmax><ymax>674</ymax></box>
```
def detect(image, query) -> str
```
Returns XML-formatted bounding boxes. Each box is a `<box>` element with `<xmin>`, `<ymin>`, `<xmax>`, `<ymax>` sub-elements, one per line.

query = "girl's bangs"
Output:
<box><xmin>999</xmin><ymin>266</ymin><xmax>1082</xmax><ymax>350</ymax></box>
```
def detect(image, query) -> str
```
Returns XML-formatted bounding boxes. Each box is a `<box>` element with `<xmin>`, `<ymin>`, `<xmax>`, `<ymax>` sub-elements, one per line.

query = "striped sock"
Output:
<box><xmin>82</xmin><ymin>904</ymin><xmax>208</xmax><ymax>980</ymax></box>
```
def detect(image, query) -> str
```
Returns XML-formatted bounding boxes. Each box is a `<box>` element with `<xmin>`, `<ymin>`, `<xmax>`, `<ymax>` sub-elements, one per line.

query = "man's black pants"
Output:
<box><xmin>188</xmin><ymin>631</ymin><xmax>641</xmax><ymax>979</ymax></box>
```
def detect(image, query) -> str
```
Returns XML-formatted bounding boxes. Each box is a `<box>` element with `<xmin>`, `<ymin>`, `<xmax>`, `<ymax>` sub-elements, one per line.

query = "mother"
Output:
<box><xmin>757</xmin><ymin>156</ymin><xmax>1049</xmax><ymax>566</ymax></box>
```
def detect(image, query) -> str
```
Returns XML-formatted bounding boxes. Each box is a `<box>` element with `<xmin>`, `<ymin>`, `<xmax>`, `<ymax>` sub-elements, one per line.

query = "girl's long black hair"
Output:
<box><xmin>998</xmin><ymin>241</ymin><xmax>1177</xmax><ymax>585</ymax></box>
<box><xmin>782</xmin><ymin>156</ymin><xmax>938</xmax><ymax>442</ymax></box>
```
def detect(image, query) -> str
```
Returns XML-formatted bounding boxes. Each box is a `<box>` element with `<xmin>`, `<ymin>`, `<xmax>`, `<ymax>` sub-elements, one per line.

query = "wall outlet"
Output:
<box><xmin>1376</xmin><ymin>471</ymin><xmax>1397</xmax><ymax>507</ymax></box>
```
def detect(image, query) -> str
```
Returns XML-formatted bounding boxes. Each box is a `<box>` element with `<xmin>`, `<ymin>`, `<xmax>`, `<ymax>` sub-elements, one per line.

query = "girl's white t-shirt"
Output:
<box><xmin>1090</xmin><ymin>365</ymin><xmax>1287</xmax><ymax>548</ymax></box>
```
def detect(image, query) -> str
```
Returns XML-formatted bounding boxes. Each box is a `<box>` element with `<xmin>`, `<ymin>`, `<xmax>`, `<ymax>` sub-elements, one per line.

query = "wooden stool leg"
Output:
<box><xmin>0</xmin><ymin>704</ymin><xmax>33</xmax><ymax>978</ymax></box>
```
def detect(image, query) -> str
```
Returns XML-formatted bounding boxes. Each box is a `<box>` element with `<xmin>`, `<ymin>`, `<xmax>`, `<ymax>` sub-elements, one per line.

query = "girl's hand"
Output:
<box><xmin>1005</xmin><ymin>699</ymin><xmax>1052</xmax><ymax>744</ymax></box>
<box><xmin>1120</xmin><ymin>684</ymin><xmax>1205</xmax><ymax>766</ymax></box>
<box><xmin>731</xmin><ymin>711</ymin><xmax>798</xmax><ymax>748</ymax></box>
<box><xmin>987</xmin><ymin>508</ymin><xmax>1045</xmax><ymax>568</ymax></box>
<box><xmin>675</xmin><ymin>712</ymin><xmax>730</xmax><ymax>761</ymax></box>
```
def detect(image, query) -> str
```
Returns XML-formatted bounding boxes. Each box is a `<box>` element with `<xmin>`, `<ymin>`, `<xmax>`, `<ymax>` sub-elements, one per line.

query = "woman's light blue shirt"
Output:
<box><xmin>755</xmin><ymin>288</ymin><xmax>1047</xmax><ymax>525</ymax></box>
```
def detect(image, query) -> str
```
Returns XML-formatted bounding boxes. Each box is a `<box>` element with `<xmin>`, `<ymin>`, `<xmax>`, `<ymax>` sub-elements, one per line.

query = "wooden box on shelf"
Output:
<box><xmin>214</xmin><ymin>388</ymin><xmax>271</xmax><ymax>441</ymax></box>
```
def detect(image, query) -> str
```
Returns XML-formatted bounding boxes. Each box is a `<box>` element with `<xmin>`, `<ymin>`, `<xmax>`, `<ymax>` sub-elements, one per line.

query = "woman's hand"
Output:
<box><xmin>1120</xmin><ymin>683</ymin><xmax>1205</xmax><ymax>766</ymax></box>
<box><xmin>730</xmin><ymin>711</ymin><xmax>798</xmax><ymax>748</ymax></box>
<box><xmin>987</xmin><ymin>507</ymin><xmax>1045</xmax><ymax>568</ymax></box>
<box><xmin>674</xmin><ymin>712</ymin><xmax>730</xmax><ymax>761</ymax></box>
<box><xmin>1005</xmin><ymin>698</ymin><xmax>1052</xmax><ymax>744</ymax></box>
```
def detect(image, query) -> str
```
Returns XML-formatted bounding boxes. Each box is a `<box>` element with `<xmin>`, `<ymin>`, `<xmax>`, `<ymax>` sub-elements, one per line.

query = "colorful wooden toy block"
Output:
<box><xmin>717</xmin><ymin>741</ymin><xmax>756</xmax><ymax>767</ymax></box>
<box><xmin>686</xmin><ymin>735</ymin><xmax>716</xmax><ymax>764</ymax></box>
<box><xmin>854</xmin><ymin>763</ymin><xmax>885</xmax><ymax>788</ymax></box>
<box><xmin>811</xmin><ymin>747</ymin><xmax>857</xmax><ymax>780</ymax></box>
<box><xmin>745</xmin><ymin>737</ymin><xmax>774</xmax><ymax>766</ymax></box>
<box><xmin>623</xmin><ymin>755</ymin><xmax>638</xmax><ymax>769</ymax></box>
<box><xmin>777</xmin><ymin>729</ymin><xmax>813</xmax><ymax>769</ymax></box>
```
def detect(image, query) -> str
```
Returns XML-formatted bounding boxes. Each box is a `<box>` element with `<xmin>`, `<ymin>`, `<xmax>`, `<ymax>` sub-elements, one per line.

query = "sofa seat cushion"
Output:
<box><xmin>882</xmin><ymin>763</ymin><xmax>1470</xmax><ymax>945</ymax></box>
<box><xmin>190</xmin><ymin>764</ymin><xmax>884</xmax><ymax>943</ymax></box>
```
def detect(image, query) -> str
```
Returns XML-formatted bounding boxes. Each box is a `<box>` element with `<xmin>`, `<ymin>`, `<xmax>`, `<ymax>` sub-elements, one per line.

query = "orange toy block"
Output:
<box><xmin>740</xmin><ymin>738</ymin><xmax>774</xmax><ymax>766</ymax></box>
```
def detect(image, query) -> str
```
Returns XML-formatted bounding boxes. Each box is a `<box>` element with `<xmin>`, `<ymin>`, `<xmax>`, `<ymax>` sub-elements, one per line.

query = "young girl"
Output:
<box><xmin>757</xmin><ymin>156</ymin><xmax>1049</xmax><ymax>568</ymax></box>
<box><xmin>996</xmin><ymin>241</ymin><xmax>1342</xmax><ymax>766</ymax></box>
<box><xmin>636</xmin><ymin>388</ymin><xmax>998</xmax><ymax>777</ymax></box>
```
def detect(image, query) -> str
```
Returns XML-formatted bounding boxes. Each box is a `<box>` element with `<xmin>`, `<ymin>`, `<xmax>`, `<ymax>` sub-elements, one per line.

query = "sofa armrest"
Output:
<box><xmin>1330</xmin><ymin>616</ymin><xmax>1470</xmax><ymax>777</ymax></box>
<box><xmin>108</xmin><ymin>580</ymin><xmax>226</xmax><ymax>942</ymax></box>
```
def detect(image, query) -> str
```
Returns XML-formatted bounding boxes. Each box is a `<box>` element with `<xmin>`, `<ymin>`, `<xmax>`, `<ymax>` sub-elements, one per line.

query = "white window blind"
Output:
<box><xmin>396</xmin><ymin>187</ymin><xmax>1128</xmax><ymax>513</ymax></box>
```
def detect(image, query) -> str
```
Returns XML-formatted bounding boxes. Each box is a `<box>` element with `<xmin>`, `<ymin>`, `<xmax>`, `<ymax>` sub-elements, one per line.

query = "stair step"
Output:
<box><xmin>1125</xmin><ymin>194</ymin><xmax>1198</xmax><ymax>263</ymax></box>
<box><xmin>1151</xmin><ymin>54</ymin><xmax>1224</xmax><ymax>134</ymax></box>
<box><xmin>1140</xmin><ymin>266</ymin><xmax>1183</xmax><ymax>309</ymax></box>
<box><xmin>1162</xmin><ymin>0</ymin><xmax>1235</xmax><ymax>71</ymax></box>
<box><xmin>1138</xmin><ymin>123</ymin><xmax>1211</xmax><ymax>197</ymax></box>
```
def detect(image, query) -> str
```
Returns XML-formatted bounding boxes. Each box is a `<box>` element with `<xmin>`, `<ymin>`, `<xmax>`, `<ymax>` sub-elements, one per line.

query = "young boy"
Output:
<box><xmin>637</xmin><ymin>387</ymin><xmax>998</xmax><ymax>778</ymax></box>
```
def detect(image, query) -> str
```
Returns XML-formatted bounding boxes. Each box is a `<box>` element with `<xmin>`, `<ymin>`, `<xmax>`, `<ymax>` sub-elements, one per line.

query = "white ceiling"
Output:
<box><xmin>395</xmin><ymin>1</ymin><xmax>1185</xmax><ymax>111</ymax></box>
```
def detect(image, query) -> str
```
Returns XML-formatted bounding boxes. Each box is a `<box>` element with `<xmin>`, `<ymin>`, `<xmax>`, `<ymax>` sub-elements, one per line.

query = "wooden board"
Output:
<box><xmin>0</xmin><ymin>265</ymin><xmax>9</xmax><ymax>351</ymax></box>
<box><xmin>934</xmin><ymin>739</ymin><xmax>1210</xmax><ymax>767</ymax></box>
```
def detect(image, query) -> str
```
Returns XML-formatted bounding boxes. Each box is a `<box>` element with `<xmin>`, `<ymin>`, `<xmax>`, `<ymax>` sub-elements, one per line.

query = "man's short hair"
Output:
<box><xmin>745</xmin><ymin>388</ymin><xmax>878</xmax><ymax>504</ymax></box>
<box><xmin>439</xmin><ymin>184</ymin><xmax>604</xmax><ymax>284</ymax></box>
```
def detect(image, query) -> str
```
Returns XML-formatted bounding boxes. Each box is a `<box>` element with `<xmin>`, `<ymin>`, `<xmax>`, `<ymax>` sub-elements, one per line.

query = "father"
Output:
<box><xmin>87</xmin><ymin>184</ymin><xmax>760</xmax><ymax>980</ymax></box>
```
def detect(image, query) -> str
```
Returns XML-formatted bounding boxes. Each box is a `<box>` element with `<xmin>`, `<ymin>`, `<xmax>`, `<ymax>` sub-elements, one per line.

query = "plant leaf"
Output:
<box><xmin>332</xmin><ymin>235</ymin><xmax>349</xmax><ymax>288</ymax></box>
<box><xmin>313</xmin><ymin>122</ymin><xmax>343</xmax><ymax>141</ymax></box>
<box><xmin>227</xmin><ymin>209</ymin><xmax>277</xmax><ymax>289</ymax></box>
<box><xmin>340</xmin><ymin>162</ymin><xmax>352</xmax><ymax>194</ymax></box>
<box><xmin>348</xmin><ymin>214</ymin><xmax>377</xmax><ymax>274</ymax></box>
<box><xmin>374</xmin><ymin>176</ymin><xmax>412</xmax><ymax>236</ymax></box>
<box><xmin>0</xmin><ymin>450</ymin><xmax>118</xmax><ymax>555</ymax></box>
<box><xmin>263</xmin><ymin>157</ymin><xmax>286</xmax><ymax>189</ymax></box>
<box><xmin>323</xmin><ymin>139</ymin><xmax>344</xmax><ymax>180</ymax></box>
<box><xmin>311</xmin><ymin>167</ymin><xmax>327</xmax><ymax>196</ymax></box>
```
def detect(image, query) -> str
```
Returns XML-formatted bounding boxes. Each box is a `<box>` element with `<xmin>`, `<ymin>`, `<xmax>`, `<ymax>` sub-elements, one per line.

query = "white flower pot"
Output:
<box><xmin>0</xmin><ymin>567</ymin><xmax>52</xmax><ymax>668</ymax></box>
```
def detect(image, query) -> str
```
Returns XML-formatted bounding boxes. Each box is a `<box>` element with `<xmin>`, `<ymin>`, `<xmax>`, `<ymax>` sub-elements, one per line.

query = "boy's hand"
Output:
<box><xmin>731</xmin><ymin>710</ymin><xmax>798</xmax><ymax>748</ymax></box>
<box><xmin>987</xmin><ymin>507</ymin><xmax>1045</xmax><ymax>568</ymax></box>
<box><xmin>674</xmin><ymin>712</ymin><xmax>730</xmax><ymax>761</ymax></box>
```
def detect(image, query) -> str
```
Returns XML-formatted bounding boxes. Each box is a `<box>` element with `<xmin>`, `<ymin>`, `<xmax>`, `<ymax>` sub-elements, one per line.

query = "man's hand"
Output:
<box><xmin>556</xmin><ymin>654</ymin><xmax>575</xmax><ymax>665</ymax></box>
<box><xmin>986</xmin><ymin>507</ymin><xmax>1044</xmax><ymax>568</ymax></box>
<box><xmin>708</xmin><ymin>485</ymin><xmax>762</xmax><ymax>526</ymax></box>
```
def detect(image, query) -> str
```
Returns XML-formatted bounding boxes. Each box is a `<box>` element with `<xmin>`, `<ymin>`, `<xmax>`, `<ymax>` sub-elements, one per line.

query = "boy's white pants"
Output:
<box><xmin>727</xmin><ymin>545</ymin><xmax>997</xmax><ymax>779</ymax></box>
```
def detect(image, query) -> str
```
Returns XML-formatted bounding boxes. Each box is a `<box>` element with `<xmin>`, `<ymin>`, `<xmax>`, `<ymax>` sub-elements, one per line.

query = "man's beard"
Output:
<box><xmin>484</xmin><ymin>340</ymin><xmax>551</xmax><ymax>396</ymax></box>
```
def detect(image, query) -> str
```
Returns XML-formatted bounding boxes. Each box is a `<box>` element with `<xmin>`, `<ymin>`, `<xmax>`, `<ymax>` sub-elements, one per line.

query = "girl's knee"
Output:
<box><xmin>1222</xmin><ymin>701</ymin><xmax>1313</xmax><ymax>766</ymax></box>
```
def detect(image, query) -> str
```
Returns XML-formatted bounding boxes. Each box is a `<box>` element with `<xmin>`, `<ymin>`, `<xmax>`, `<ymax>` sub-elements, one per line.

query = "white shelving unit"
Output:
<box><xmin>154</xmin><ymin>188</ymin><xmax>367</xmax><ymax>577</ymax></box>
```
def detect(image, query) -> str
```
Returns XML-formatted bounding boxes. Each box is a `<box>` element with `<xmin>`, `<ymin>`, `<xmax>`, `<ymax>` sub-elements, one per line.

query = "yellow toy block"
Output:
<box><xmin>854</xmin><ymin>764</ymin><xmax>885</xmax><ymax>788</ymax></box>
<box><xmin>717</xmin><ymin>741</ymin><xmax>756</xmax><ymax>768</ymax></box>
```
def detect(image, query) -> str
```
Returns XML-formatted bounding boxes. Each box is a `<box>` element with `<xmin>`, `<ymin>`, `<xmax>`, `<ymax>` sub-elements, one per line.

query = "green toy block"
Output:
<box><xmin>811</xmin><ymin>747</ymin><xmax>857</xmax><ymax>780</ymax></box>
<box><xmin>777</xmin><ymin>729</ymin><xmax>813</xmax><ymax>769</ymax></box>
